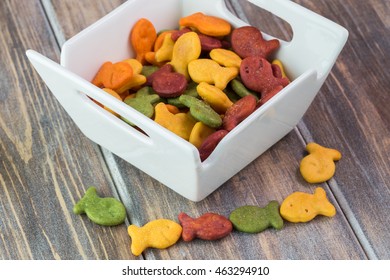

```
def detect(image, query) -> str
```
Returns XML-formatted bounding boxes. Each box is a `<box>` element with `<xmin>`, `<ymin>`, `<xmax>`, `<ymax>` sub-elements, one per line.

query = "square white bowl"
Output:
<box><xmin>26</xmin><ymin>0</ymin><xmax>348</xmax><ymax>201</ymax></box>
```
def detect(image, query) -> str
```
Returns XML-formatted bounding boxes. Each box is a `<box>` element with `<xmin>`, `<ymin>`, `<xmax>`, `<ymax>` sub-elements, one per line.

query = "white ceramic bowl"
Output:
<box><xmin>26</xmin><ymin>0</ymin><xmax>348</xmax><ymax>201</ymax></box>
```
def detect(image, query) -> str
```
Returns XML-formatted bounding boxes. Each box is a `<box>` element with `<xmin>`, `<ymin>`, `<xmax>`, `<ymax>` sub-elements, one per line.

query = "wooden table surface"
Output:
<box><xmin>0</xmin><ymin>0</ymin><xmax>389</xmax><ymax>260</ymax></box>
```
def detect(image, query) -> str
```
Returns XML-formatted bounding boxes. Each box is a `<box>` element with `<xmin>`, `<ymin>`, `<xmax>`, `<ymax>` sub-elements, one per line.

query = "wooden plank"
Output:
<box><xmin>42</xmin><ymin>0</ymin><xmax>125</xmax><ymax>47</ymax></box>
<box><xmin>236</xmin><ymin>0</ymin><xmax>390</xmax><ymax>259</ymax></box>
<box><xmin>0</xmin><ymin>0</ymin><xmax>134</xmax><ymax>259</ymax></box>
<box><xmin>112</xmin><ymin>131</ymin><xmax>367</xmax><ymax>259</ymax></box>
<box><xmin>47</xmin><ymin>0</ymin><xmax>368</xmax><ymax>259</ymax></box>
<box><xmin>293</xmin><ymin>0</ymin><xmax>390</xmax><ymax>260</ymax></box>
<box><xmin>296</xmin><ymin>0</ymin><xmax>390</xmax><ymax>259</ymax></box>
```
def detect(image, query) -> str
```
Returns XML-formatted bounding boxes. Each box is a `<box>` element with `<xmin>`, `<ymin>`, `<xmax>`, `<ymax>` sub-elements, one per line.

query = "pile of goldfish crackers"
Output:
<box><xmin>91</xmin><ymin>12</ymin><xmax>290</xmax><ymax>161</ymax></box>
<box><xmin>83</xmin><ymin>12</ymin><xmax>344</xmax><ymax>256</ymax></box>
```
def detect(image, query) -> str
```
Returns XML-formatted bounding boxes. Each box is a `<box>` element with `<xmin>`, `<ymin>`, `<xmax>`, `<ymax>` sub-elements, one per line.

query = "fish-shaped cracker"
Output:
<box><xmin>128</xmin><ymin>219</ymin><xmax>182</xmax><ymax>256</ymax></box>
<box><xmin>229</xmin><ymin>201</ymin><xmax>283</xmax><ymax>233</ymax></box>
<box><xmin>280</xmin><ymin>187</ymin><xmax>336</xmax><ymax>222</ymax></box>
<box><xmin>300</xmin><ymin>142</ymin><xmax>342</xmax><ymax>183</ymax></box>
<box><xmin>73</xmin><ymin>186</ymin><xmax>126</xmax><ymax>226</ymax></box>
<box><xmin>178</xmin><ymin>212</ymin><xmax>232</xmax><ymax>241</ymax></box>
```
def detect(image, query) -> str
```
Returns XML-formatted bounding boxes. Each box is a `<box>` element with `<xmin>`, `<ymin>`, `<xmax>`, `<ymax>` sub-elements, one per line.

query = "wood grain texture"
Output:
<box><xmin>295</xmin><ymin>0</ymin><xmax>390</xmax><ymax>259</ymax></box>
<box><xmin>0</xmin><ymin>0</ymin><xmax>134</xmax><ymax>260</ymax></box>
<box><xmin>110</xmin><ymin>131</ymin><xmax>367</xmax><ymax>260</ymax></box>
<box><xmin>234</xmin><ymin>0</ymin><xmax>390</xmax><ymax>259</ymax></box>
<box><xmin>43</xmin><ymin>0</ymin><xmax>125</xmax><ymax>46</ymax></box>
<box><xmin>1</xmin><ymin>0</ymin><xmax>388</xmax><ymax>260</ymax></box>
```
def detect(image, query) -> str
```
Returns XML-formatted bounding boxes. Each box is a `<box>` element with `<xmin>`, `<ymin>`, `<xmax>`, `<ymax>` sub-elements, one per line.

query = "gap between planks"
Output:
<box><xmin>39</xmin><ymin>0</ymin><xmax>143</xmax><ymax>259</ymax></box>
<box><xmin>229</xmin><ymin>0</ymin><xmax>377</xmax><ymax>260</ymax></box>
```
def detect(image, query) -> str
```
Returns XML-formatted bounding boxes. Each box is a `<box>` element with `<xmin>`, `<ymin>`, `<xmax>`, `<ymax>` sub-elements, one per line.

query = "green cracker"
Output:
<box><xmin>229</xmin><ymin>201</ymin><xmax>283</xmax><ymax>233</ymax></box>
<box><xmin>73</xmin><ymin>187</ymin><xmax>126</xmax><ymax>226</ymax></box>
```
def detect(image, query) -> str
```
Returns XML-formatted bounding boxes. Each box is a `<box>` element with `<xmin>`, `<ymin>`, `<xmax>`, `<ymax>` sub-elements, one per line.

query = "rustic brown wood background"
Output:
<box><xmin>0</xmin><ymin>0</ymin><xmax>389</xmax><ymax>260</ymax></box>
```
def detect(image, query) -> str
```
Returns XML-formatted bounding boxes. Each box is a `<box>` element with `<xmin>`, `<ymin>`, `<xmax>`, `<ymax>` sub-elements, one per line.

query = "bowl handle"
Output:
<box><xmin>247</xmin><ymin>0</ymin><xmax>348</xmax><ymax>80</ymax></box>
<box><xmin>25</xmin><ymin>50</ymin><xmax>199</xmax><ymax>163</ymax></box>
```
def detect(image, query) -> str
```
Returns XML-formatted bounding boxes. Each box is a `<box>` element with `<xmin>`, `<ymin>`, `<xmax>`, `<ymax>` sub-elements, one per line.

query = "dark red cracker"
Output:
<box><xmin>152</xmin><ymin>71</ymin><xmax>187</xmax><ymax>98</ymax></box>
<box><xmin>231</xmin><ymin>26</ymin><xmax>280</xmax><ymax>59</ymax></box>
<box><xmin>223</xmin><ymin>95</ymin><xmax>257</xmax><ymax>131</ymax></box>
<box><xmin>145</xmin><ymin>63</ymin><xmax>173</xmax><ymax>86</ymax></box>
<box><xmin>178</xmin><ymin>212</ymin><xmax>233</xmax><ymax>241</ymax></box>
<box><xmin>198</xmin><ymin>130</ymin><xmax>229</xmax><ymax>161</ymax></box>
<box><xmin>240</xmin><ymin>56</ymin><xmax>289</xmax><ymax>102</ymax></box>
<box><xmin>171</xmin><ymin>27</ymin><xmax>192</xmax><ymax>41</ymax></box>
<box><xmin>197</xmin><ymin>33</ymin><xmax>223</xmax><ymax>52</ymax></box>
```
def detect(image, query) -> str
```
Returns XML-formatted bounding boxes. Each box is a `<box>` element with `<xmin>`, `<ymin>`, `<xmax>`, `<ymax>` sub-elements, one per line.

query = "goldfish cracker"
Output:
<box><xmin>115</xmin><ymin>74</ymin><xmax>147</xmax><ymax>94</ymax></box>
<box><xmin>123</xmin><ymin>92</ymin><xmax>136</xmax><ymax>101</ymax></box>
<box><xmin>128</xmin><ymin>219</ymin><xmax>182</xmax><ymax>256</ymax></box>
<box><xmin>231</xmin><ymin>26</ymin><xmax>279</xmax><ymax>59</ymax></box>
<box><xmin>73</xmin><ymin>187</ymin><xmax>126</xmax><ymax>226</ymax></box>
<box><xmin>188</xmin><ymin>59</ymin><xmax>238</xmax><ymax>90</ymax></box>
<box><xmin>107</xmin><ymin>61</ymin><xmax>133</xmax><ymax>90</ymax></box>
<box><xmin>178</xmin><ymin>212</ymin><xmax>232</xmax><ymax>241</ymax></box>
<box><xmin>300</xmin><ymin>142</ymin><xmax>342</xmax><ymax>183</ymax></box>
<box><xmin>197</xmin><ymin>33</ymin><xmax>223</xmax><ymax>52</ymax></box>
<box><xmin>209</xmin><ymin>48</ymin><xmax>242</xmax><ymax>69</ymax></box>
<box><xmin>123</xmin><ymin>58</ymin><xmax>143</xmax><ymax>74</ymax></box>
<box><xmin>124</xmin><ymin>86</ymin><xmax>160</xmax><ymax>119</ymax></box>
<box><xmin>169</xmin><ymin>32</ymin><xmax>201</xmax><ymax>80</ymax></box>
<box><xmin>91</xmin><ymin>61</ymin><xmax>111</xmax><ymax>88</ymax></box>
<box><xmin>145</xmin><ymin>64</ymin><xmax>173</xmax><ymax>86</ymax></box>
<box><xmin>179</xmin><ymin>95</ymin><xmax>222</xmax><ymax>128</ymax></box>
<box><xmin>229</xmin><ymin>201</ymin><xmax>283</xmax><ymax>233</ymax></box>
<box><xmin>196</xmin><ymin>82</ymin><xmax>233</xmax><ymax>114</ymax></box>
<box><xmin>198</xmin><ymin>130</ymin><xmax>229</xmax><ymax>161</ymax></box>
<box><xmin>144</xmin><ymin>51</ymin><xmax>164</xmax><ymax>66</ymax></box>
<box><xmin>152</xmin><ymin>70</ymin><xmax>188</xmax><ymax>98</ymax></box>
<box><xmin>179</xmin><ymin>12</ymin><xmax>231</xmax><ymax>37</ymax></box>
<box><xmin>92</xmin><ymin>61</ymin><xmax>134</xmax><ymax>91</ymax></box>
<box><xmin>130</xmin><ymin>18</ymin><xmax>157</xmax><ymax>65</ymax></box>
<box><xmin>155</xmin><ymin>33</ymin><xmax>175</xmax><ymax>63</ymax></box>
<box><xmin>189</xmin><ymin>122</ymin><xmax>215</xmax><ymax>149</ymax></box>
<box><xmin>154</xmin><ymin>102</ymin><xmax>197</xmax><ymax>140</ymax></box>
<box><xmin>240</xmin><ymin>56</ymin><xmax>289</xmax><ymax>101</ymax></box>
<box><xmin>223</xmin><ymin>95</ymin><xmax>257</xmax><ymax>131</ymax></box>
<box><xmin>119</xmin><ymin>58</ymin><xmax>147</xmax><ymax>93</ymax></box>
<box><xmin>280</xmin><ymin>187</ymin><xmax>336</xmax><ymax>223</ymax></box>
<box><xmin>154</xmin><ymin>30</ymin><xmax>175</xmax><ymax>51</ymax></box>
<box><xmin>230</xmin><ymin>79</ymin><xmax>258</xmax><ymax>100</ymax></box>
